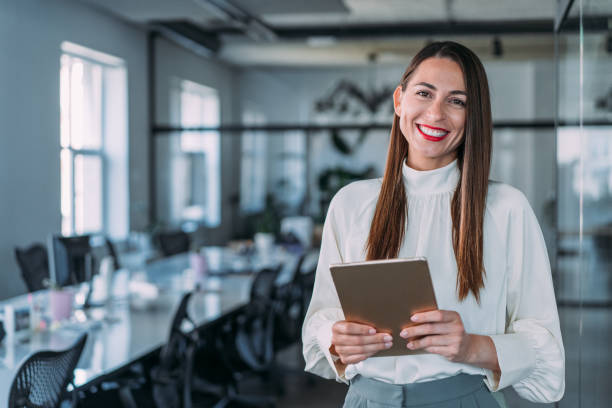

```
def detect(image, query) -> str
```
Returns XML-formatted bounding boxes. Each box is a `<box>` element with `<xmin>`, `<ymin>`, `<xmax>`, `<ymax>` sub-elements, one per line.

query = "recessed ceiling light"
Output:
<box><xmin>307</xmin><ymin>36</ymin><xmax>338</xmax><ymax>47</ymax></box>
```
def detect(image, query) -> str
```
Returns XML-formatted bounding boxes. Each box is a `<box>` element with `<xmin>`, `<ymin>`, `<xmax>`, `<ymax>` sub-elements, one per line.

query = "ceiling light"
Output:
<box><xmin>307</xmin><ymin>36</ymin><xmax>337</xmax><ymax>47</ymax></box>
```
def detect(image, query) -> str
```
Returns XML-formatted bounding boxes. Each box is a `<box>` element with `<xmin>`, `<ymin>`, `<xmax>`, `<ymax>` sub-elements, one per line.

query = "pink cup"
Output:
<box><xmin>49</xmin><ymin>289</ymin><xmax>74</xmax><ymax>322</ymax></box>
<box><xmin>189</xmin><ymin>252</ymin><xmax>208</xmax><ymax>283</ymax></box>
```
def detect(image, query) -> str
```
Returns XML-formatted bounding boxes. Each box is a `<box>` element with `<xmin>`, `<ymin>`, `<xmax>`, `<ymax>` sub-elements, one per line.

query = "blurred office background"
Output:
<box><xmin>0</xmin><ymin>0</ymin><xmax>611</xmax><ymax>406</ymax></box>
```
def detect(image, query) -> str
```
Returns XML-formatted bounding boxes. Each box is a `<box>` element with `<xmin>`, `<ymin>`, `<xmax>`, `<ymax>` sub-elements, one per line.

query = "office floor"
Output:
<box><xmin>268</xmin><ymin>306</ymin><xmax>612</xmax><ymax>408</ymax></box>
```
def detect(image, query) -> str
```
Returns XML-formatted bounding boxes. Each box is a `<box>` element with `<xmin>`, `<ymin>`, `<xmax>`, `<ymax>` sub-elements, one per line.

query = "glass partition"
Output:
<box><xmin>556</xmin><ymin>0</ymin><xmax>612</xmax><ymax>406</ymax></box>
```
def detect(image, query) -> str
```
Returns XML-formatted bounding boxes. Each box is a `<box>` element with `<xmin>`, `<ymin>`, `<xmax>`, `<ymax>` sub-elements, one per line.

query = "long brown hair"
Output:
<box><xmin>365</xmin><ymin>41</ymin><xmax>492</xmax><ymax>302</ymax></box>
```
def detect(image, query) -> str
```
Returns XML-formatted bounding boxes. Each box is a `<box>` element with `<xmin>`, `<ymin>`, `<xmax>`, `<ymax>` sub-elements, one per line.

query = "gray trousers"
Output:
<box><xmin>343</xmin><ymin>374</ymin><xmax>505</xmax><ymax>408</ymax></box>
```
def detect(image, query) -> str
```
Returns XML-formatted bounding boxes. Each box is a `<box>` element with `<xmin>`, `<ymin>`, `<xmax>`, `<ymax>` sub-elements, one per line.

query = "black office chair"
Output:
<box><xmin>274</xmin><ymin>251</ymin><xmax>318</xmax><ymax>349</ymax></box>
<box><xmin>154</xmin><ymin>231</ymin><xmax>191</xmax><ymax>257</ymax></box>
<box><xmin>104</xmin><ymin>238</ymin><xmax>121</xmax><ymax>271</ymax></box>
<box><xmin>151</xmin><ymin>291</ymin><xmax>201</xmax><ymax>408</ymax></box>
<box><xmin>269</xmin><ymin>252</ymin><xmax>318</xmax><ymax>394</ymax></box>
<box><xmin>14</xmin><ymin>243</ymin><xmax>50</xmax><ymax>292</ymax></box>
<box><xmin>206</xmin><ymin>267</ymin><xmax>281</xmax><ymax>408</ymax></box>
<box><xmin>273</xmin><ymin>254</ymin><xmax>307</xmax><ymax>349</ymax></box>
<box><xmin>8</xmin><ymin>333</ymin><xmax>88</xmax><ymax>408</ymax></box>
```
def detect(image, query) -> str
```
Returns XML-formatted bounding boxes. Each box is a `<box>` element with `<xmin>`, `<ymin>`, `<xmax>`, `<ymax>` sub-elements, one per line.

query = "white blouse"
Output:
<box><xmin>302</xmin><ymin>159</ymin><xmax>565</xmax><ymax>403</ymax></box>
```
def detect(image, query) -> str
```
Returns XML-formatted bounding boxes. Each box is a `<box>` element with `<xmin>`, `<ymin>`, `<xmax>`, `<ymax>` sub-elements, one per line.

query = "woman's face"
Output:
<box><xmin>393</xmin><ymin>57</ymin><xmax>467</xmax><ymax>171</ymax></box>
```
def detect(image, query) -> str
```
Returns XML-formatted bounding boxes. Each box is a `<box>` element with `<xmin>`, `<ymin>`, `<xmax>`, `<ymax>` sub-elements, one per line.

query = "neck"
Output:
<box><xmin>405</xmin><ymin>152</ymin><xmax>457</xmax><ymax>171</ymax></box>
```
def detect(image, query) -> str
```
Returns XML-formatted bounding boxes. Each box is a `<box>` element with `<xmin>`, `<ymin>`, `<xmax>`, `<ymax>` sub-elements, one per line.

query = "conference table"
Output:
<box><xmin>0</xmin><ymin>245</ymin><xmax>298</xmax><ymax>405</ymax></box>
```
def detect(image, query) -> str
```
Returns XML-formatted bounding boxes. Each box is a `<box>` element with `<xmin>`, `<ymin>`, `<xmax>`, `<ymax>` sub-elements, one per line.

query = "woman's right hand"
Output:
<box><xmin>331</xmin><ymin>321</ymin><xmax>393</xmax><ymax>364</ymax></box>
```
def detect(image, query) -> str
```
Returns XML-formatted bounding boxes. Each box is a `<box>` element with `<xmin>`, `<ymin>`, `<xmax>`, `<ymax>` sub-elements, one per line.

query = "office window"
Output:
<box><xmin>272</xmin><ymin>131</ymin><xmax>306</xmax><ymax>212</ymax></box>
<box><xmin>557</xmin><ymin>126</ymin><xmax>612</xmax><ymax>232</ymax></box>
<box><xmin>178</xmin><ymin>80</ymin><xmax>221</xmax><ymax>227</ymax></box>
<box><xmin>240</xmin><ymin>111</ymin><xmax>267</xmax><ymax>213</ymax></box>
<box><xmin>60</xmin><ymin>42</ymin><xmax>128</xmax><ymax>237</ymax></box>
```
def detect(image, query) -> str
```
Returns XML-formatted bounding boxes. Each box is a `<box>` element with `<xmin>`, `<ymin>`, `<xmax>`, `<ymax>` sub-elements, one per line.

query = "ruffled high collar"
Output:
<box><xmin>402</xmin><ymin>159</ymin><xmax>460</xmax><ymax>195</ymax></box>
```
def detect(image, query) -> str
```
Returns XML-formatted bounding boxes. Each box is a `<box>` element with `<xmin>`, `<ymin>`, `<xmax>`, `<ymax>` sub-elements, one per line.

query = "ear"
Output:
<box><xmin>393</xmin><ymin>86</ymin><xmax>402</xmax><ymax>116</ymax></box>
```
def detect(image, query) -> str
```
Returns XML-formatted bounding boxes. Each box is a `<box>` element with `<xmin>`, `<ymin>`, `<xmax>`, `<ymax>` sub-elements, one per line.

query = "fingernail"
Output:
<box><xmin>383</xmin><ymin>335</ymin><xmax>392</xmax><ymax>342</ymax></box>
<box><xmin>369</xmin><ymin>328</ymin><xmax>376</xmax><ymax>335</ymax></box>
<box><xmin>411</xmin><ymin>315</ymin><xmax>419</xmax><ymax>322</ymax></box>
<box><xmin>385</xmin><ymin>342</ymin><xmax>392</xmax><ymax>349</ymax></box>
<box><xmin>407</xmin><ymin>342</ymin><xmax>414</xmax><ymax>349</ymax></box>
<box><xmin>400</xmin><ymin>330</ymin><xmax>407</xmax><ymax>338</ymax></box>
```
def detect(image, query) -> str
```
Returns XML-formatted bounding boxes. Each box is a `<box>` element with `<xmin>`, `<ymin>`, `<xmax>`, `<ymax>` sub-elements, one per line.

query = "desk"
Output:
<box><xmin>0</xmin><ymin>246</ymin><xmax>296</xmax><ymax>405</ymax></box>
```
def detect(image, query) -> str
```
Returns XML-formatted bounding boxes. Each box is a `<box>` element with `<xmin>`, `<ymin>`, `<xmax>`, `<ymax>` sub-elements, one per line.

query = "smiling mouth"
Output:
<box><xmin>416</xmin><ymin>124</ymin><xmax>450</xmax><ymax>141</ymax></box>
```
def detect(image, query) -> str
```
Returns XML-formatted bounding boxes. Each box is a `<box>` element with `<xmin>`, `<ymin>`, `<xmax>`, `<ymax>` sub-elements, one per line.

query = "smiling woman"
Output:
<box><xmin>393</xmin><ymin>58</ymin><xmax>468</xmax><ymax>171</ymax></box>
<box><xmin>302</xmin><ymin>41</ymin><xmax>564</xmax><ymax>408</ymax></box>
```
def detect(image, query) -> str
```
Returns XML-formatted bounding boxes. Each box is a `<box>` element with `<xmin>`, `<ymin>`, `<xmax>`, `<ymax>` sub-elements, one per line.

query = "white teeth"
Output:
<box><xmin>418</xmin><ymin>124</ymin><xmax>449</xmax><ymax>137</ymax></box>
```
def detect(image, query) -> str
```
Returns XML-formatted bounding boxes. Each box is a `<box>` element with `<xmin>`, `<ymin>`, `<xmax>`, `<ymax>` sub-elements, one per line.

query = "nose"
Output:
<box><xmin>425</xmin><ymin>98</ymin><xmax>445</xmax><ymax>121</ymax></box>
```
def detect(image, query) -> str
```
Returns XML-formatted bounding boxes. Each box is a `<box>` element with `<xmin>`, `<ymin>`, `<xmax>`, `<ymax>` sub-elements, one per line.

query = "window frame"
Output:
<box><xmin>60</xmin><ymin>46</ymin><xmax>125</xmax><ymax>236</ymax></box>
<box><xmin>174</xmin><ymin>79</ymin><xmax>222</xmax><ymax>228</ymax></box>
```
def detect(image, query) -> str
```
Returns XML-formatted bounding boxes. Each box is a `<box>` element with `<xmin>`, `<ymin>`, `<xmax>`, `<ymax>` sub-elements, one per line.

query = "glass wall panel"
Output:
<box><xmin>556</xmin><ymin>0</ymin><xmax>612</xmax><ymax>406</ymax></box>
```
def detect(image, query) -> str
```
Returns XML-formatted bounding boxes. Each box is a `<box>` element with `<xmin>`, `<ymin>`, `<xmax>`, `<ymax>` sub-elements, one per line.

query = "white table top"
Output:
<box><xmin>0</xmin><ymin>246</ymin><xmax>297</xmax><ymax>405</ymax></box>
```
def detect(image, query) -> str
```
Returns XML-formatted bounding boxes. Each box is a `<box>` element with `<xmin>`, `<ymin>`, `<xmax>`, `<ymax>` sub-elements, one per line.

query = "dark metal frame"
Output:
<box><xmin>148</xmin><ymin>31</ymin><xmax>158</xmax><ymax>225</ymax></box>
<box><xmin>152</xmin><ymin>120</ymin><xmax>610</xmax><ymax>135</ymax></box>
<box><xmin>555</xmin><ymin>0</ymin><xmax>576</xmax><ymax>33</ymax></box>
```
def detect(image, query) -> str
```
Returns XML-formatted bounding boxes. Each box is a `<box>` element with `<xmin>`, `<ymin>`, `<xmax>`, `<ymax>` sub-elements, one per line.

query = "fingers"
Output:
<box><xmin>335</xmin><ymin>341</ymin><xmax>392</xmax><ymax>356</ymax></box>
<box><xmin>333</xmin><ymin>321</ymin><xmax>376</xmax><ymax>335</ymax></box>
<box><xmin>400</xmin><ymin>322</ymin><xmax>456</xmax><ymax>338</ymax></box>
<box><xmin>333</xmin><ymin>332</ymin><xmax>391</xmax><ymax>346</ymax></box>
<box><xmin>406</xmin><ymin>334</ymin><xmax>461</xmax><ymax>349</ymax></box>
<box><xmin>331</xmin><ymin>321</ymin><xmax>393</xmax><ymax>364</ymax></box>
<box><xmin>411</xmin><ymin>310</ymin><xmax>457</xmax><ymax>323</ymax></box>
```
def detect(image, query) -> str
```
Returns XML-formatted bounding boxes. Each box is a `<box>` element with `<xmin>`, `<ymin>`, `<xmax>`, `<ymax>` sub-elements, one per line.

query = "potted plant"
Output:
<box><xmin>254</xmin><ymin>194</ymin><xmax>280</xmax><ymax>254</ymax></box>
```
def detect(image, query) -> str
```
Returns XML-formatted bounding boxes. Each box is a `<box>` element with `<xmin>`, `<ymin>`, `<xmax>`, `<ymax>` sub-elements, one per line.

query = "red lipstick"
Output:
<box><xmin>416</xmin><ymin>123</ymin><xmax>450</xmax><ymax>142</ymax></box>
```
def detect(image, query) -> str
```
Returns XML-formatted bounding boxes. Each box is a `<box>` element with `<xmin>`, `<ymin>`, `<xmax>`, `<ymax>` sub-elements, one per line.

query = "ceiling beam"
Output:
<box><xmin>271</xmin><ymin>17</ymin><xmax>611</xmax><ymax>39</ymax></box>
<box><xmin>151</xmin><ymin>21</ymin><xmax>222</xmax><ymax>56</ymax></box>
<box><xmin>194</xmin><ymin>0</ymin><xmax>277</xmax><ymax>41</ymax></box>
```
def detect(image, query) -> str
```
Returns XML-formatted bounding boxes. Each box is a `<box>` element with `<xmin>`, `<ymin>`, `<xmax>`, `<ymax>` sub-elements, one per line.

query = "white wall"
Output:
<box><xmin>0</xmin><ymin>0</ymin><xmax>148</xmax><ymax>299</ymax></box>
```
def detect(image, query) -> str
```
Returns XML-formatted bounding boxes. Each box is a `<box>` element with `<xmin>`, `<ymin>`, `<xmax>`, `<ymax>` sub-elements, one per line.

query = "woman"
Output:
<box><xmin>302</xmin><ymin>41</ymin><xmax>564</xmax><ymax>407</ymax></box>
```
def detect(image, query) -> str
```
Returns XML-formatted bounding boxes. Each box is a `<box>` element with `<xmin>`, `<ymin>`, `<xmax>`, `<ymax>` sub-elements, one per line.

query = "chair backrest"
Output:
<box><xmin>103</xmin><ymin>238</ymin><xmax>121</xmax><ymax>271</ymax></box>
<box><xmin>249</xmin><ymin>267</ymin><xmax>281</xmax><ymax>304</ymax></box>
<box><xmin>159</xmin><ymin>291</ymin><xmax>196</xmax><ymax>370</ymax></box>
<box><xmin>274</xmin><ymin>251</ymin><xmax>318</xmax><ymax>347</ymax></box>
<box><xmin>14</xmin><ymin>243</ymin><xmax>50</xmax><ymax>292</ymax></box>
<box><xmin>153</xmin><ymin>292</ymin><xmax>197</xmax><ymax>408</ymax></box>
<box><xmin>226</xmin><ymin>267</ymin><xmax>281</xmax><ymax>372</ymax></box>
<box><xmin>155</xmin><ymin>231</ymin><xmax>191</xmax><ymax>257</ymax></box>
<box><xmin>290</xmin><ymin>253</ymin><xmax>307</xmax><ymax>286</ymax></box>
<box><xmin>9</xmin><ymin>333</ymin><xmax>88</xmax><ymax>408</ymax></box>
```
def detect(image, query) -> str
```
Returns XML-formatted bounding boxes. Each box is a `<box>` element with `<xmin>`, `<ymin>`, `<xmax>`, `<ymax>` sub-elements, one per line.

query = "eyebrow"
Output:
<box><xmin>416</xmin><ymin>82</ymin><xmax>467</xmax><ymax>96</ymax></box>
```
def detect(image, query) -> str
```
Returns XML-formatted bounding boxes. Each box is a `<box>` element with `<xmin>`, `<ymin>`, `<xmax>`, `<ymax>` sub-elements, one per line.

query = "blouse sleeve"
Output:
<box><xmin>483</xmin><ymin>192</ymin><xmax>565</xmax><ymax>403</ymax></box>
<box><xmin>301</xmin><ymin>195</ymin><xmax>349</xmax><ymax>383</ymax></box>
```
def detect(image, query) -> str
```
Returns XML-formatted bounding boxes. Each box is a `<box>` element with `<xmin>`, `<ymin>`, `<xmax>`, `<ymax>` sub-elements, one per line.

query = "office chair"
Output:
<box><xmin>154</xmin><ymin>230</ymin><xmax>191</xmax><ymax>257</ymax></box>
<box><xmin>8</xmin><ymin>333</ymin><xmax>88</xmax><ymax>408</ymax></box>
<box><xmin>271</xmin><ymin>252</ymin><xmax>318</xmax><ymax>394</ymax></box>
<box><xmin>14</xmin><ymin>243</ymin><xmax>50</xmax><ymax>292</ymax></box>
<box><xmin>207</xmin><ymin>267</ymin><xmax>281</xmax><ymax>408</ymax></box>
<box><xmin>104</xmin><ymin>238</ymin><xmax>121</xmax><ymax>271</ymax></box>
<box><xmin>273</xmin><ymin>253</ymin><xmax>307</xmax><ymax>349</ymax></box>
<box><xmin>275</xmin><ymin>251</ymin><xmax>318</xmax><ymax>348</ymax></box>
<box><xmin>151</xmin><ymin>291</ymin><xmax>201</xmax><ymax>408</ymax></box>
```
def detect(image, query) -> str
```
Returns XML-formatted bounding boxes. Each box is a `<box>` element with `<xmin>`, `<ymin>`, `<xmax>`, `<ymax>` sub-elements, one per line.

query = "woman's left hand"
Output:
<box><xmin>399</xmin><ymin>310</ymin><xmax>474</xmax><ymax>363</ymax></box>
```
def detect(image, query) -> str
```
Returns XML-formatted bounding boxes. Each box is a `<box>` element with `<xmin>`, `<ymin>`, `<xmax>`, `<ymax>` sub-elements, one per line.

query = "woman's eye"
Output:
<box><xmin>416</xmin><ymin>90</ymin><xmax>430</xmax><ymax>97</ymax></box>
<box><xmin>450</xmin><ymin>98</ymin><xmax>466</xmax><ymax>107</ymax></box>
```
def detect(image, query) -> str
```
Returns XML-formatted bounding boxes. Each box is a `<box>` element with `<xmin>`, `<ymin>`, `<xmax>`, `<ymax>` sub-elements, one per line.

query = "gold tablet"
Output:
<box><xmin>330</xmin><ymin>257</ymin><xmax>438</xmax><ymax>357</ymax></box>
